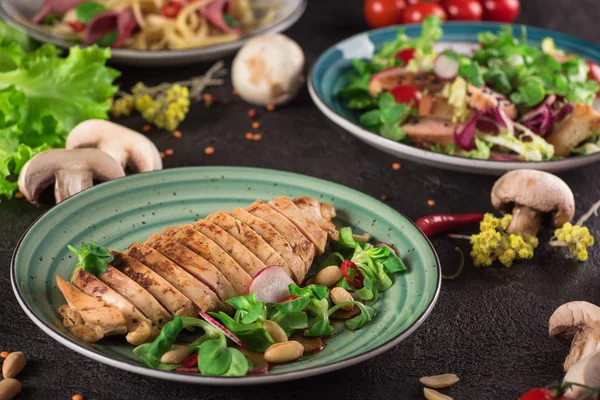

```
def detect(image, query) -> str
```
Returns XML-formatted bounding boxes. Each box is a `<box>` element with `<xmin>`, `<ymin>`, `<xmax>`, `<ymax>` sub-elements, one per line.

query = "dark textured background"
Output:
<box><xmin>2</xmin><ymin>1</ymin><xmax>600</xmax><ymax>398</ymax></box>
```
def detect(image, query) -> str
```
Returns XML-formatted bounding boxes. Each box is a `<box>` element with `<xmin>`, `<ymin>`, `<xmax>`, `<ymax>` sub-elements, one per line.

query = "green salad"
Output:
<box><xmin>339</xmin><ymin>16</ymin><xmax>600</xmax><ymax>162</ymax></box>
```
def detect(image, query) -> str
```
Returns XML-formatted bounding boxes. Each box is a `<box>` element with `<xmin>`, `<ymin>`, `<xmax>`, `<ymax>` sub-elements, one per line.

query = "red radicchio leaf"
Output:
<box><xmin>199</xmin><ymin>0</ymin><xmax>242</xmax><ymax>35</ymax></box>
<box><xmin>83</xmin><ymin>10</ymin><xmax>137</xmax><ymax>48</ymax></box>
<box><xmin>454</xmin><ymin>111</ymin><xmax>482</xmax><ymax>150</ymax></box>
<box><xmin>32</xmin><ymin>0</ymin><xmax>86</xmax><ymax>23</ymax></box>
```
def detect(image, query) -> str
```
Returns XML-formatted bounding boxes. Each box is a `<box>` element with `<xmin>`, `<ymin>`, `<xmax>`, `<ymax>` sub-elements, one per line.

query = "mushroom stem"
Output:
<box><xmin>564</xmin><ymin>324</ymin><xmax>600</xmax><ymax>371</ymax></box>
<box><xmin>506</xmin><ymin>205</ymin><xmax>542</xmax><ymax>237</ymax></box>
<box><xmin>54</xmin><ymin>169</ymin><xmax>93</xmax><ymax>203</ymax></box>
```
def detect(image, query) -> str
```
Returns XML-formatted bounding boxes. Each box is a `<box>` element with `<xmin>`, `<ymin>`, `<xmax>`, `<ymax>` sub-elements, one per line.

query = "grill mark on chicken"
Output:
<box><xmin>162</xmin><ymin>225</ymin><xmax>252</xmax><ymax>295</ymax></box>
<box><xmin>246</xmin><ymin>200</ymin><xmax>315</xmax><ymax>273</ymax></box>
<box><xmin>206</xmin><ymin>211</ymin><xmax>295</xmax><ymax>280</ymax></box>
<box><xmin>230</xmin><ymin>208</ymin><xmax>305</xmax><ymax>283</ymax></box>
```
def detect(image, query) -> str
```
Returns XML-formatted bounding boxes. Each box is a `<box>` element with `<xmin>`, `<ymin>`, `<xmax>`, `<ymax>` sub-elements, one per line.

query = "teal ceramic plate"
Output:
<box><xmin>11</xmin><ymin>167</ymin><xmax>440</xmax><ymax>385</ymax></box>
<box><xmin>309</xmin><ymin>23</ymin><xmax>600</xmax><ymax>175</ymax></box>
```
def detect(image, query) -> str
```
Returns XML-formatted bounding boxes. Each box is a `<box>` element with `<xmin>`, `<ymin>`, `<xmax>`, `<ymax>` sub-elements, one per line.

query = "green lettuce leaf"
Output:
<box><xmin>0</xmin><ymin>28</ymin><xmax>119</xmax><ymax>199</ymax></box>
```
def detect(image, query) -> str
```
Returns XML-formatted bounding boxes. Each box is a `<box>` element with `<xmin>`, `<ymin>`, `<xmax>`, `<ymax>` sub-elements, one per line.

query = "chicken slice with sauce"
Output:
<box><xmin>466</xmin><ymin>84</ymin><xmax>518</xmax><ymax>119</ymax></box>
<box><xmin>161</xmin><ymin>225</ymin><xmax>252</xmax><ymax>295</ymax></box>
<box><xmin>71</xmin><ymin>267</ymin><xmax>155</xmax><ymax>345</ymax></box>
<box><xmin>193</xmin><ymin>220</ymin><xmax>267</xmax><ymax>278</ymax></box>
<box><xmin>230</xmin><ymin>208</ymin><xmax>305</xmax><ymax>283</ymax></box>
<box><xmin>268</xmin><ymin>196</ymin><xmax>328</xmax><ymax>254</ymax></box>
<box><xmin>56</xmin><ymin>276</ymin><xmax>127</xmax><ymax>343</ymax></box>
<box><xmin>402</xmin><ymin>118</ymin><xmax>464</xmax><ymax>149</ymax></box>
<box><xmin>292</xmin><ymin>197</ymin><xmax>339</xmax><ymax>241</ymax></box>
<box><xmin>110</xmin><ymin>251</ymin><xmax>196</xmax><ymax>318</ymax></box>
<box><xmin>206</xmin><ymin>211</ymin><xmax>295</xmax><ymax>280</ymax></box>
<box><xmin>127</xmin><ymin>241</ymin><xmax>229</xmax><ymax>313</ymax></box>
<box><xmin>145</xmin><ymin>233</ymin><xmax>237</xmax><ymax>302</ymax></box>
<box><xmin>247</xmin><ymin>200</ymin><xmax>315</xmax><ymax>273</ymax></box>
<box><xmin>99</xmin><ymin>265</ymin><xmax>172</xmax><ymax>328</ymax></box>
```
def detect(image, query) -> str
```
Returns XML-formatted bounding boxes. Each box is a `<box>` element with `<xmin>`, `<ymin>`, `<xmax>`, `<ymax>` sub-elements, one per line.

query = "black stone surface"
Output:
<box><xmin>2</xmin><ymin>1</ymin><xmax>600</xmax><ymax>399</ymax></box>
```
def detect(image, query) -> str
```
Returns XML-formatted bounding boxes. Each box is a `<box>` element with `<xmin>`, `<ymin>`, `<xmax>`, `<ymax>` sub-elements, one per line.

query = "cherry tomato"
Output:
<box><xmin>396</xmin><ymin>48</ymin><xmax>416</xmax><ymax>65</ymax></box>
<box><xmin>162</xmin><ymin>1</ymin><xmax>183</xmax><ymax>18</ymax></box>
<box><xmin>389</xmin><ymin>85</ymin><xmax>422</xmax><ymax>105</ymax></box>
<box><xmin>406</xmin><ymin>0</ymin><xmax>441</xmax><ymax>4</ymax></box>
<box><xmin>402</xmin><ymin>3</ymin><xmax>447</xmax><ymax>24</ymax></box>
<box><xmin>481</xmin><ymin>0</ymin><xmax>520</xmax><ymax>22</ymax></box>
<box><xmin>445</xmin><ymin>0</ymin><xmax>483</xmax><ymax>21</ymax></box>
<box><xmin>364</xmin><ymin>0</ymin><xmax>407</xmax><ymax>28</ymax></box>
<box><xmin>586</xmin><ymin>60</ymin><xmax>600</xmax><ymax>97</ymax></box>
<box><xmin>519</xmin><ymin>388</ymin><xmax>566</xmax><ymax>400</ymax></box>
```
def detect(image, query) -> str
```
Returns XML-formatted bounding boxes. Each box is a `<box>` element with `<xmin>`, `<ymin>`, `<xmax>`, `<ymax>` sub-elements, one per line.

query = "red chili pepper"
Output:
<box><xmin>277</xmin><ymin>295</ymin><xmax>301</xmax><ymax>303</ymax></box>
<box><xmin>67</xmin><ymin>21</ymin><xmax>86</xmax><ymax>32</ymax></box>
<box><xmin>340</xmin><ymin>260</ymin><xmax>364</xmax><ymax>288</ymax></box>
<box><xmin>162</xmin><ymin>1</ymin><xmax>183</xmax><ymax>18</ymax></box>
<box><xmin>415</xmin><ymin>213</ymin><xmax>485</xmax><ymax>238</ymax></box>
<box><xmin>180</xmin><ymin>352</ymin><xmax>198</xmax><ymax>368</ymax></box>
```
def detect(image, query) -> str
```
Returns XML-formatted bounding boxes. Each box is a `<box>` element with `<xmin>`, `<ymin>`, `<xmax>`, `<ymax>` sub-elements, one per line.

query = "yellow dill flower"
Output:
<box><xmin>110</xmin><ymin>94</ymin><xmax>135</xmax><ymax>118</ymax></box>
<box><xmin>554</xmin><ymin>223</ymin><xmax>595</xmax><ymax>262</ymax></box>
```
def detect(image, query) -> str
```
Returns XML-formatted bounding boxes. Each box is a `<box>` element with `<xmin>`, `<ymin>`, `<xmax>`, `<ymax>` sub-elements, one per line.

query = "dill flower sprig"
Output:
<box><xmin>110</xmin><ymin>61</ymin><xmax>226</xmax><ymax>130</ymax></box>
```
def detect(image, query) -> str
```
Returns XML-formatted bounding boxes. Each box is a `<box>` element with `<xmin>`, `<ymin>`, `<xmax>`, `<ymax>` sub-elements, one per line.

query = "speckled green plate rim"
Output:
<box><xmin>11</xmin><ymin>166</ymin><xmax>441</xmax><ymax>385</ymax></box>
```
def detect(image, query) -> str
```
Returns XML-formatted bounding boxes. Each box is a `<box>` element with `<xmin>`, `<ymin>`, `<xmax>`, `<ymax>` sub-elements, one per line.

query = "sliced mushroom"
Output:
<box><xmin>491</xmin><ymin>169</ymin><xmax>575</xmax><ymax>237</ymax></box>
<box><xmin>562</xmin><ymin>350</ymin><xmax>600</xmax><ymax>399</ymax></box>
<box><xmin>549</xmin><ymin>301</ymin><xmax>600</xmax><ymax>371</ymax></box>
<box><xmin>66</xmin><ymin>119</ymin><xmax>162</xmax><ymax>172</ymax></box>
<box><xmin>18</xmin><ymin>148</ymin><xmax>125</xmax><ymax>204</ymax></box>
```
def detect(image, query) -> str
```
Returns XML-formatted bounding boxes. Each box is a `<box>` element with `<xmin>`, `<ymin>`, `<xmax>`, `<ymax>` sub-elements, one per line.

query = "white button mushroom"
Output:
<box><xmin>18</xmin><ymin>148</ymin><xmax>125</xmax><ymax>204</ymax></box>
<box><xmin>491</xmin><ymin>169</ymin><xmax>575</xmax><ymax>237</ymax></box>
<box><xmin>549</xmin><ymin>301</ymin><xmax>600</xmax><ymax>372</ymax></box>
<box><xmin>232</xmin><ymin>33</ymin><xmax>305</xmax><ymax>106</ymax></box>
<box><xmin>66</xmin><ymin>120</ymin><xmax>162</xmax><ymax>173</ymax></box>
<box><xmin>562</xmin><ymin>350</ymin><xmax>600</xmax><ymax>399</ymax></box>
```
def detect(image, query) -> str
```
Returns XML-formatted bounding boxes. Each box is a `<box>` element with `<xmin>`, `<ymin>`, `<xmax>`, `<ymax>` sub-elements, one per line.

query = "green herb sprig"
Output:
<box><xmin>68</xmin><ymin>242</ymin><xmax>113</xmax><ymax>278</ymax></box>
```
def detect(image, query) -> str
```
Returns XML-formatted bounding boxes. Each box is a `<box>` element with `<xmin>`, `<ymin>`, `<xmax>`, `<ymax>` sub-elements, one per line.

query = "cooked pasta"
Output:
<box><xmin>31</xmin><ymin>0</ymin><xmax>278</xmax><ymax>51</ymax></box>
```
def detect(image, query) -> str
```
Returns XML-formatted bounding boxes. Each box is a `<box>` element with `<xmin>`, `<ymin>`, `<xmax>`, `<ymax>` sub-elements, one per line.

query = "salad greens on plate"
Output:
<box><xmin>339</xmin><ymin>16</ymin><xmax>600</xmax><ymax>162</ymax></box>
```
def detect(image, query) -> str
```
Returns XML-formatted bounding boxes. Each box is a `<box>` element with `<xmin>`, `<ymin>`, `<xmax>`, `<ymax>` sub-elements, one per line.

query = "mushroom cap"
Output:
<box><xmin>66</xmin><ymin>120</ymin><xmax>162</xmax><ymax>173</ymax></box>
<box><xmin>231</xmin><ymin>33</ymin><xmax>305</xmax><ymax>106</ymax></box>
<box><xmin>549</xmin><ymin>301</ymin><xmax>600</xmax><ymax>338</ymax></box>
<box><xmin>491</xmin><ymin>169</ymin><xmax>575</xmax><ymax>228</ymax></box>
<box><xmin>18</xmin><ymin>148</ymin><xmax>125</xmax><ymax>204</ymax></box>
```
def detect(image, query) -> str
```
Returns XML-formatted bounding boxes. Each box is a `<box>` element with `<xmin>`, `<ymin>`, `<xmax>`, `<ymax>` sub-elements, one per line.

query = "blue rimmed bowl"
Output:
<box><xmin>308</xmin><ymin>22</ymin><xmax>600</xmax><ymax>175</ymax></box>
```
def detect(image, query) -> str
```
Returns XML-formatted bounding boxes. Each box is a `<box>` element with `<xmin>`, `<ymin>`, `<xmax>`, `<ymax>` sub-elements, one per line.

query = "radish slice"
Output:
<box><xmin>199</xmin><ymin>311</ymin><xmax>244</xmax><ymax>347</ymax></box>
<box><xmin>248</xmin><ymin>265</ymin><xmax>294</xmax><ymax>303</ymax></box>
<box><xmin>433</xmin><ymin>54</ymin><xmax>460</xmax><ymax>80</ymax></box>
<box><xmin>373</xmin><ymin>242</ymin><xmax>399</xmax><ymax>256</ymax></box>
<box><xmin>241</xmin><ymin>348</ymin><xmax>270</xmax><ymax>374</ymax></box>
<box><xmin>289</xmin><ymin>332</ymin><xmax>324</xmax><ymax>354</ymax></box>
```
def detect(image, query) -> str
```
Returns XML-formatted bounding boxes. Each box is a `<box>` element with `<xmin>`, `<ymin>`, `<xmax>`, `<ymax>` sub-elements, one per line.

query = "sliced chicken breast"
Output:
<box><xmin>57</xmin><ymin>276</ymin><xmax>127</xmax><ymax>343</ymax></box>
<box><xmin>293</xmin><ymin>197</ymin><xmax>339</xmax><ymax>240</ymax></box>
<box><xmin>145</xmin><ymin>233</ymin><xmax>237</xmax><ymax>302</ymax></box>
<box><xmin>268</xmin><ymin>197</ymin><xmax>328</xmax><ymax>254</ymax></box>
<box><xmin>467</xmin><ymin>84</ymin><xmax>518</xmax><ymax>119</ymax></box>
<box><xmin>192</xmin><ymin>220</ymin><xmax>266</xmax><ymax>278</ymax></box>
<box><xmin>207</xmin><ymin>211</ymin><xmax>295</xmax><ymax>279</ymax></box>
<box><xmin>162</xmin><ymin>225</ymin><xmax>252</xmax><ymax>295</ymax></box>
<box><xmin>402</xmin><ymin>118</ymin><xmax>463</xmax><ymax>149</ymax></box>
<box><xmin>99</xmin><ymin>265</ymin><xmax>172</xmax><ymax>327</ymax></box>
<box><xmin>110</xmin><ymin>251</ymin><xmax>196</xmax><ymax>318</ymax></box>
<box><xmin>127</xmin><ymin>241</ymin><xmax>228</xmax><ymax>313</ymax></box>
<box><xmin>230</xmin><ymin>208</ymin><xmax>306</xmax><ymax>283</ymax></box>
<box><xmin>246</xmin><ymin>200</ymin><xmax>315</xmax><ymax>273</ymax></box>
<box><xmin>71</xmin><ymin>267</ymin><xmax>154</xmax><ymax>345</ymax></box>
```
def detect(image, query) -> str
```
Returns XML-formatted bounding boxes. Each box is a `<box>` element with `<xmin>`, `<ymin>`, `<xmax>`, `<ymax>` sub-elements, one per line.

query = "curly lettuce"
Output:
<box><xmin>0</xmin><ymin>20</ymin><xmax>119</xmax><ymax>199</ymax></box>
